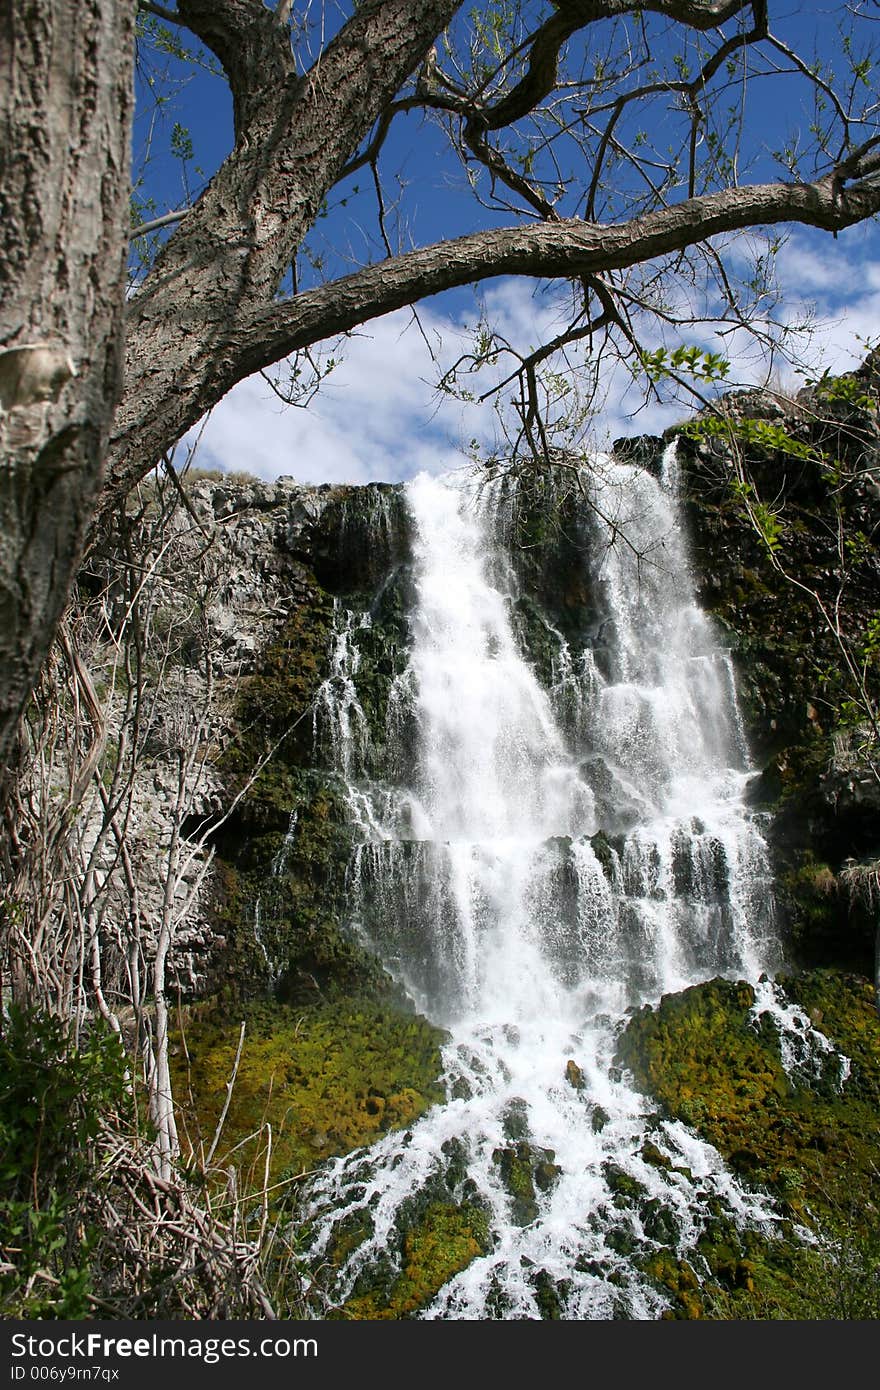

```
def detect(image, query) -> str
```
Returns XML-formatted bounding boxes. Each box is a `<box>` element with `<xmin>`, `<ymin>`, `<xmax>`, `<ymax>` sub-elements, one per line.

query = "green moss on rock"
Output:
<box><xmin>615</xmin><ymin>968</ymin><xmax>880</xmax><ymax>1316</ymax></box>
<box><xmin>225</xmin><ymin>592</ymin><xmax>335</xmax><ymax>783</ymax></box>
<box><xmin>343</xmin><ymin>1202</ymin><xmax>491</xmax><ymax>1319</ymax></box>
<box><xmin>617</xmin><ymin>970</ymin><xmax>880</xmax><ymax>1283</ymax></box>
<box><xmin>207</xmin><ymin>775</ymin><xmax>386</xmax><ymax>1001</ymax></box>
<box><xmin>205</xmin><ymin>492</ymin><xmax>417</xmax><ymax>1001</ymax></box>
<box><xmin>491</xmin><ymin>1141</ymin><xmax>560</xmax><ymax>1226</ymax></box>
<box><xmin>171</xmin><ymin>997</ymin><xmax>446</xmax><ymax>1183</ymax></box>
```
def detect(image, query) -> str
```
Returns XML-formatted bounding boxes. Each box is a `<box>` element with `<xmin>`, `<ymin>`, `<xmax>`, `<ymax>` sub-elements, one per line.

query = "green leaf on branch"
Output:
<box><xmin>639</xmin><ymin>344</ymin><xmax>731</xmax><ymax>383</ymax></box>
<box><xmin>685</xmin><ymin>414</ymin><xmax>819</xmax><ymax>463</ymax></box>
<box><xmin>171</xmin><ymin>122</ymin><xmax>194</xmax><ymax>163</ymax></box>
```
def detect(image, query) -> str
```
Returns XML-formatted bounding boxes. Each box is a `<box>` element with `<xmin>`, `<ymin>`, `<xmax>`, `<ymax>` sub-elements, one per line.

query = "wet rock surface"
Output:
<box><xmin>671</xmin><ymin>373</ymin><xmax>880</xmax><ymax>975</ymax></box>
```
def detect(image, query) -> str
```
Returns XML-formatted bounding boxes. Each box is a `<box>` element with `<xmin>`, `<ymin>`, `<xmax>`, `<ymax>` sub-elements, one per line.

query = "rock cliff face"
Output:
<box><xmin>97</xmin><ymin>369</ymin><xmax>879</xmax><ymax>1001</ymax></box>
<box><xmin>80</xmin><ymin>368</ymin><xmax>880</xmax><ymax>1318</ymax></box>
<box><xmin>75</xmin><ymin>475</ymin><xmax>411</xmax><ymax>1000</ymax></box>
<box><xmin>73</xmin><ymin>477</ymin><xmax>340</xmax><ymax>997</ymax></box>
<box><xmin>204</xmin><ymin>476</ymin><xmax>413</xmax><ymax>1004</ymax></box>
<box><xmin>671</xmin><ymin>371</ymin><xmax>880</xmax><ymax>978</ymax></box>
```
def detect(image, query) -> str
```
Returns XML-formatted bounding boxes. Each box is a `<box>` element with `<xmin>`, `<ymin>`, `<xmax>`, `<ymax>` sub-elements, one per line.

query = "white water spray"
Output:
<box><xmin>304</xmin><ymin>454</ymin><xmax>795</xmax><ymax>1318</ymax></box>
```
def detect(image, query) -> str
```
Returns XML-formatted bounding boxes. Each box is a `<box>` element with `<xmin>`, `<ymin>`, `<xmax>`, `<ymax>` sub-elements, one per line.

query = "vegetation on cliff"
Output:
<box><xmin>617</xmin><ymin>970</ymin><xmax>880</xmax><ymax>1317</ymax></box>
<box><xmin>674</xmin><ymin>359</ymin><xmax>880</xmax><ymax>982</ymax></box>
<box><xmin>171</xmin><ymin>998</ymin><xmax>446</xmax><ymax>1183</ymax></box>
<box><xmin>2</xmin><ymin>364</ymin><xmax>879</xmax><ymax>1319</ymax></box>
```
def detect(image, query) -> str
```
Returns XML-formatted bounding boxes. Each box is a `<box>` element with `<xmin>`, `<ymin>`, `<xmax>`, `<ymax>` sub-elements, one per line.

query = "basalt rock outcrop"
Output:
<box><xmin>73</xmin><ymin>368</ymin><xmax>879</xmax><ymax>1296</ymax></box>
<box><xmin>672</xmin><ymin>369</ymin><xmax>880</xmax><ymax>978</ymax></box>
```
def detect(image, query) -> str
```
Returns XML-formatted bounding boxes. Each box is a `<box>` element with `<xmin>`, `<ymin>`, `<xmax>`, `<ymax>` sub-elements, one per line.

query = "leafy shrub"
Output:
<box><xmin>0</xmin><ymin>1007</ymin><xmax>126</xmax><ymax>1317</ymax></box>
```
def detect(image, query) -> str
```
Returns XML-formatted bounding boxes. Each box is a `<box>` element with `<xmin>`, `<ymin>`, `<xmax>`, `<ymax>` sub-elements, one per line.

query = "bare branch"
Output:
<box><xmin>765</xmin><ymin>32</ymin><xmax>853</xmax><ymax>160</ymax></box>
<box><xmin>238</xmin><ymin>172</ymin><xmax>880</xmax><ymax>375</ymax></box>
<box><xmin>138</xmin><ymin>2</ymin><xmax>183</xmax><ymax>23</ymax></box>
<box><xmin>464</xmin><ymin>120</ymin><xmax>562</xmax><ymax>219</ymax></box>
<box><xmin>130</xmin><ymin>209</ymin><xmax>190</xmax><ymax>240</ymax></box>
<box><xmin>585</xmin><ymin>13</ymin><xmax>769</xmax><ymax>219</ymax></box>
<box><xmin>480</xmin><ymin>0</ymin><xmax>757</xmax><ymax>134</ymax></box>
<box><xmin>204</xmin><ymin>1021</ymin><xmax>247</xmax><ymax>1169</ymax></box>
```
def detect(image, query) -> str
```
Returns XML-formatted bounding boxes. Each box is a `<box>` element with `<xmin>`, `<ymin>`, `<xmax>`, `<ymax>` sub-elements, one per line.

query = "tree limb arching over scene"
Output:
<box><xmin>3</xmin><ymin>0</ymin><xmax>880</xmax><ymax>768</ymax></box>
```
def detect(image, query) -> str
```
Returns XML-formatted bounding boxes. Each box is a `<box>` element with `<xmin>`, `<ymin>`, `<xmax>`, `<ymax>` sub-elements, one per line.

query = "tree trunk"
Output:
<box><xmin>0</xmin><ymin>0</ymin><xmax>134</xmax><ymax>779</ymax></box>
<box><xmin>107</xmin><ymin>0</ymin><xmax>461</xmax><ymax>499</ymax></box>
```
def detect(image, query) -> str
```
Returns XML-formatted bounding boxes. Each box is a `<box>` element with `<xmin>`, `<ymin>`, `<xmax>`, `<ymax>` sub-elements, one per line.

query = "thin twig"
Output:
<box><xmin>204</xmin><ymin>1021</ymin><xmax>246</xmax><ymax>1169</ymax></box>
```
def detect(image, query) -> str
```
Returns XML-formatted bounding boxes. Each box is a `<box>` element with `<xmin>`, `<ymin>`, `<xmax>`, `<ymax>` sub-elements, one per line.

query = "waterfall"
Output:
<box><xmin>252</xmin><ymin>808</ymin><xmax>300</xmax><ymax>979</ymax></box>
<box><xmin>303</xmin><ymin>451</ymin><xmax>789</xmax><ymax>1319</ymax></box>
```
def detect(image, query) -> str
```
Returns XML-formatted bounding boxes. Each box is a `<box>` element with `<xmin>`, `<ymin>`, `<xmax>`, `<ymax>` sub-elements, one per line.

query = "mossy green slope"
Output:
<box><xmin>172</xmin><ymin>998</ymin><xmax>446</xmax><ymax>1184</ymax></box>
<box><xmin>617</xmin><ymin>969</ymin><xmax>880</xmax><ymax>1317</ymax></box>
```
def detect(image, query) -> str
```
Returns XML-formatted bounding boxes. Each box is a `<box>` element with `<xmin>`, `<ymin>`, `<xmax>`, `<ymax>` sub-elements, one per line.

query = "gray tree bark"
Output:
<box><xmin>0</xmin><ymin>0</ymin><xmax>135</xmax><ymax>774</ymax></box>
<box><xmin>110</xmin><ymin>0</ymin><xmax>463</xmax><ymax>497</ymax></box>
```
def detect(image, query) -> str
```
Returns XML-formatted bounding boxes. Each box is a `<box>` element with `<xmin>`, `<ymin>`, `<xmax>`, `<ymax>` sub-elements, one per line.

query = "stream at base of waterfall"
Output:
<box><xmin>298</xmin><ymin>450</ymin><xmax>843</xmax><ymax>1319</ymax></box>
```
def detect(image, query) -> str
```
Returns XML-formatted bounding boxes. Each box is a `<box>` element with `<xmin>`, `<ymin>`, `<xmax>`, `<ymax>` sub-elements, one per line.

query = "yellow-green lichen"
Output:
<box><xmin>617</xmin><ymin>969</ymin><xmax>880</xmax><ymax>1317</ymax></box>
<box><xmin>171</xmin><ymin>998</ymin><xmax>447</xmax><ymax>1183</ymax></box>
<box><xmin>342</xmin><ymin>1202</ymin><xmax>490</xmax><ymax>1319</ymax></box>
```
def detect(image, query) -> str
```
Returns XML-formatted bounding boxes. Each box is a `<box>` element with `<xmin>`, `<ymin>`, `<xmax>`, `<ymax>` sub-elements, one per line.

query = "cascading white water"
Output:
<box><xmin>302</xmin><ymin>452</ymin><xmax>792</xmax><ymax>1318</ymax></box>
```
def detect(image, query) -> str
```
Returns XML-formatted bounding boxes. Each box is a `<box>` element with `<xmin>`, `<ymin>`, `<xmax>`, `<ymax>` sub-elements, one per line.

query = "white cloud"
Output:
<box><xmin>190</xmin><ymin>306</ymin><xmax>482</xmax><ymax>484</ymax></box>
<box><xmin>796</xmin><ymin>293</ymin><xmax>880</xmax><ymax>374</ymax></box>
<box><xmin>776</xmin><ymin>239</ymin><xmax>859</xmax><ymax>295</ymax></box>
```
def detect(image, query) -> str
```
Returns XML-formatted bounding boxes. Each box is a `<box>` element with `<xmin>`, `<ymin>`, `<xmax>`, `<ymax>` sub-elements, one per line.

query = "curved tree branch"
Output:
<box><xmin>137</xmin><ymin>0</ymin><xmax>463</xmax><ymax>314</ymax></box>
<box><xmin>237</xmin><ymin>172</ymin><xmax>880</xmax><ymax>368</ymax></box>
<box><xmin>105</xmin><ymin>163</ymin><xmax>880</xmax><ymax>505</ymax></box>
<box><xmin>175</xmin><ymin>0</ymin><xmax>294</xmax><ymax>133</ymax></box>
<box><xmin>106</xmin><ymin>0</ymin><xmax>880</xmax><ymax>520</ymax></box>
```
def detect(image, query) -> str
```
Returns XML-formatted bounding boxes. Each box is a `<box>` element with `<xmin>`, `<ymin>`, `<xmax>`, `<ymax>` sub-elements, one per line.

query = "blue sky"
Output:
<box><xmin>133</xmin><ymin>2</ymin><xmax>880</xmax><ymax>484</ymax></box>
